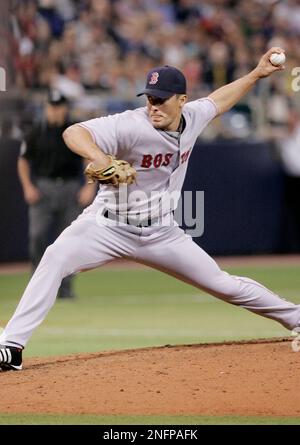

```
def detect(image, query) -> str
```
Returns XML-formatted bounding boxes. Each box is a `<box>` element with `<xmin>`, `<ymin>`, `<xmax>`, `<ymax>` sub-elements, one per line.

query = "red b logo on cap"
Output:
<box><xmin>149</xmin><ymin>72</ymin><xmax>159</xmax><ymax>85</ymax></box>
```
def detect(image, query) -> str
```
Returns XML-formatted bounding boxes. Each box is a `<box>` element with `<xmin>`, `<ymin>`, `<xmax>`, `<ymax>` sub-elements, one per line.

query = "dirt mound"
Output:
<box><xmin>1</xmin><ymin>338</ymin><xmax>300</xmax><ymax>416</ymax></box>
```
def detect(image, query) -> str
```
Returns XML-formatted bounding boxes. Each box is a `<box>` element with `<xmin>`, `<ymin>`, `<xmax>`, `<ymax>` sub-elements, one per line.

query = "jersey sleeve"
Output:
<box><xmin>184</xmin><ymin>97</ymin><xmax>218</xmax><ymax>131</ymax></box>
<box><xmin>78</xmin><ymin>114</ymin><xmax>119</xmax><ymax>156</ymax></box>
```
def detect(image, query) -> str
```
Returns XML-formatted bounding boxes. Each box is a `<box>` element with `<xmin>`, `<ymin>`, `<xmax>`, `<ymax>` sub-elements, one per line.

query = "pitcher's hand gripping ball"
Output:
<box><xmin>269</xmin><ymin>52</ymin><xmax>286</xmax><ymax>66</ymax></box>
<box><xmin>85</xmin><ymin>155</ymin><xmax>137</xmax><ymax>187</ymax></box>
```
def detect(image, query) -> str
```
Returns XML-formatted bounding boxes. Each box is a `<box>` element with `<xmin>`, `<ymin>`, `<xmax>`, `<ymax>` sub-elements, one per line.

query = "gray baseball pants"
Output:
<box><xmin>1</xmin><ymin>210</ymin><xmax>300</xmax><ymax>348</ymax></box>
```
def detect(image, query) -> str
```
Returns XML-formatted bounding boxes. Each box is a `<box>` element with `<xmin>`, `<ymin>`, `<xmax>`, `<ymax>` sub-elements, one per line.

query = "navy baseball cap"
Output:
<box><xmin>47</xmin><ymin>89</ymin><xmax>68</xmax><ymax>106</ymax></box>
<box><xmin>137</xmin><ymin>66</ymin><xmax>186</xmax><ymax>99</ymax></box>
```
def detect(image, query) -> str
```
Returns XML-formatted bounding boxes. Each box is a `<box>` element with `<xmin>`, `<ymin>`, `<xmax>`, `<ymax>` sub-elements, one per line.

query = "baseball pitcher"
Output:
<box><xmin>1</xmin><ymin>47</ymin><xmax>300</xmax><ymax>371</ymax></box>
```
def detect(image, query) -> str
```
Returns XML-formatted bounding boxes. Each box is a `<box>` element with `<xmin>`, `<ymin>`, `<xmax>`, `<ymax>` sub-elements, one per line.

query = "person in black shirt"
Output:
<box><xmin>18</xmin><ymin>90</ymin><xmax>96</xmax><ymax>298</ymax></box>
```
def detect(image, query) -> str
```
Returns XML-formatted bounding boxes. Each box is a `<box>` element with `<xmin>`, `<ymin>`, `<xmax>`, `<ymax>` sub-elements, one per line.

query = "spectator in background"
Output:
<box><xmin>17</xmin><ymin>90</ymin><xmax>96</xmax><ymax>298</ymax></box>
<box><xmin>51</xmin><ymin>62</ymin><xmax>86</xmax><ymax>100</ymax></box>
<box><xmin>203</xmin><ymin>41</ymin><xmax>235</xmax><ymax>89</ymax></box>
<box><xmin>38</xmin><ymin>0</ymin><xmax>65</xmax><ymax>38</ymax></box>
<box><xmin>9</xmin><ymin>0</ymin><xmax>300</xmax><ymax>136</ymax></box>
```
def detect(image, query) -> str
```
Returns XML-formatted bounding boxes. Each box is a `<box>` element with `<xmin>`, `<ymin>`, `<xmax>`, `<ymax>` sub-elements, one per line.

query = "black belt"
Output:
<box><xmin>103</xmin><ymin>210</ymin><xmax>159</xmax><ymax>227</ymax></box>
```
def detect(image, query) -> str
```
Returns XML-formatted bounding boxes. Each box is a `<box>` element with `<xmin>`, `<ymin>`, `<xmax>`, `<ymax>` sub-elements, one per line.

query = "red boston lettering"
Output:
<box><xmin>153</xmin><ymin>154</ymin><xmax>163</xmax><ymax>168</ymax></box>
<box><xmin>162</xmin><ymin>153</ymin><xmax>173</xmax><ymax>166</ymax></box>
<box><xmin>141</xmin><ymin>154</ymin><xmax>153</xmax><ymax>168</ymax></box>
<box><xmin>181</xmin><ymin>149</ymin><xmax>191</xmax><ymax>163</ymax></box>
<box><xmin>141</xmin><ymin>153</ymin><xmax>174</xmax><ymax>168</ymax></box>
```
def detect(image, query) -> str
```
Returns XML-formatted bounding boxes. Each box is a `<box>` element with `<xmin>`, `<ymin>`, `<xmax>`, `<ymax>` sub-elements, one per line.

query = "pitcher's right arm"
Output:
<box><xmin>63</xmin><ymin>124</ymin><xmax>111</xmax><ymax>169</ymax></box>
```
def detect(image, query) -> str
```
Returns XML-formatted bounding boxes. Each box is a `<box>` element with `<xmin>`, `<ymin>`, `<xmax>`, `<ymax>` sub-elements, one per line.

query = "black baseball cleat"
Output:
<box><xmin>0</xmin><ymin>345</ymin><xmax>23</xmax><ymax>371</ymax></box>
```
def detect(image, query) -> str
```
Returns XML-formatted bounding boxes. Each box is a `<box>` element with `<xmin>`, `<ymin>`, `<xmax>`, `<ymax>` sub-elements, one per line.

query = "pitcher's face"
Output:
<box><xmin>147</xmin><ymin>94</ymin><xmax>187</xmax><ymax>131</ymax></box>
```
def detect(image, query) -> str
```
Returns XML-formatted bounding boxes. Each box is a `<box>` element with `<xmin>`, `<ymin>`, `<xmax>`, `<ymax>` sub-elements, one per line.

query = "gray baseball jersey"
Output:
<box><xmin>78</xmin><ymin>98</ymin><xmax>217</xmax><ymax>219</ymax></box>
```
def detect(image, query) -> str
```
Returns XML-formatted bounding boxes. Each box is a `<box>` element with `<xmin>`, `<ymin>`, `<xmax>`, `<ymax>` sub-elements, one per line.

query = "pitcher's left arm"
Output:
<box><xmin>208</xmin><ymin>47</ymin><xmax>285</xmax><ymax>116</ymax></box>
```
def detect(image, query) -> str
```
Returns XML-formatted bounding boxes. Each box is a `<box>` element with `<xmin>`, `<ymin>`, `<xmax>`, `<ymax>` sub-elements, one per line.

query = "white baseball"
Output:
<box><xmin>269</xmin><ymin>52</ymin><xmax>286</xmax><ymax>66</ymax></box>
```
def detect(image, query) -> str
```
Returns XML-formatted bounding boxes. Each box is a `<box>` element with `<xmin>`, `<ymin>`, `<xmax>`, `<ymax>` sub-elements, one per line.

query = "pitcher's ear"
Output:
<box><xmin>179</xmin><ymin>94</ymin><xmax>187</xmax><ymax>107</ymax></box>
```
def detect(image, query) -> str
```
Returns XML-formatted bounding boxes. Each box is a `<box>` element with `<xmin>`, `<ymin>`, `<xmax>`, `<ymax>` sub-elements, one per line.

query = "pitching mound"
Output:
<box><xmin>1</xmin><ymin>338</ymin><xmax>300</xmax><ymax>416</ymax></box>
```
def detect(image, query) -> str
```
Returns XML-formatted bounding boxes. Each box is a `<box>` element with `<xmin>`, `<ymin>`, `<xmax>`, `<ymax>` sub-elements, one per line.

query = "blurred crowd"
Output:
<box><xmin>3</xmin><ymin>0</ymin><xmax>300</xmax><ymax>138</ymax></box>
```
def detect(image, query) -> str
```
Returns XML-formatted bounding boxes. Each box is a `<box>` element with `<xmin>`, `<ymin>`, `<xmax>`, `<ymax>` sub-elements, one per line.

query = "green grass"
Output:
<box><xmin>0</xmin><ymin>264</ymin><xmax>300</xmax><ymax>426</ymax></box>
<box><xmin>0</xmin><ymin>413</ymin><xmax>299</xmax><ymax>425</ymax></box>
<box><xmin>0</xmin><ymin>265</ymin><xmax>299</xmax><ymax>358</ymax></box>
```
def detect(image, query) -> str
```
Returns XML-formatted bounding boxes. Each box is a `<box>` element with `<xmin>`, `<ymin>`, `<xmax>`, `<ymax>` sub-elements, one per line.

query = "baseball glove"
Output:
<box><xmin>84</xmin><ymin>155</ymin><xmax>137</xmax><ymax>187</ymax></box>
